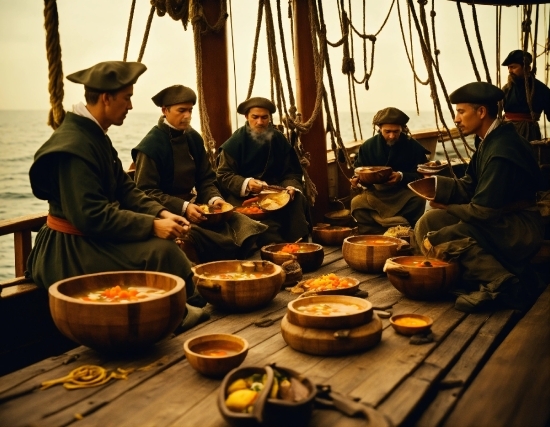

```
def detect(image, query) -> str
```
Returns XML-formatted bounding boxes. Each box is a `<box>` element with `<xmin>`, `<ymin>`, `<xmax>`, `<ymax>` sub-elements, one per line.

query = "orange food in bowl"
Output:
<box><xmin>236</xmin><ymin>206</ymin><xmax>265</xmax><ymax>215</ymax></box>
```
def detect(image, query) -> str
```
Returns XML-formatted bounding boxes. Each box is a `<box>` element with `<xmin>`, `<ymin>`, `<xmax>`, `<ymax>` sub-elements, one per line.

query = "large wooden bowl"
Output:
<box><xmin>200</xmin><ymin>202</ymin><xmax>235</xmax><ymax>226</ymax></box>
<box><xmin>48</xmin><ymin>271</ymin><xmax>187</xmax><ymax>353</ymax></box>
<box><xmin>191</xmin><ymin>260</ymin><xmax>284</xmax><ymax>312</ymax></box>
<box><xmin>355</xmin><ymin>166</ymin><xmax>392</xmax><ymax>185</ymax></box>
<box><xmin>384</xmin><ymin>256</ymin><xmax>459</xmax><ymax>299</ymax></box>
<box><xmin>286</xmin><ymin>295</ymin><xmax>373</xmax><ymax>329</ymax></box>
<box><xmin>407</xmin><ymin>177</ymin><xmax>436</xmax><ymax>201</ymax></box>
<box><xmin>183</xmin><ymin>333</ymin><xmax>248</xmax><ymax>378</ymax></box>
<box><xmin>312</xmin><ymin>223</ymin><xmax>354</xmax><ymax>246</ymax></box>
<box><xmin>260</xmin><ymin>243</ymin><xmax>324</xmax><ymax>273</ymax></box>
<box><xmin>342</xmin><ymin>235</ymin><xmax>408</xmax><ymax>273</ymax></box>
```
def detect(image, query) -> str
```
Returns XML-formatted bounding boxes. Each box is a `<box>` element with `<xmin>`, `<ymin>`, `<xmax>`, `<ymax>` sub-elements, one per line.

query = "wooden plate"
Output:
<box><xmin>295</xmin><ymin>276</ymin><xmax>360</xmax><ymax>296</ymax></box>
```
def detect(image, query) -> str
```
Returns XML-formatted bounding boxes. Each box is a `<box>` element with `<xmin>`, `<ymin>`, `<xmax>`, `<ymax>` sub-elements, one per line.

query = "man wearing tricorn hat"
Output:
<box><xmin>132</xmin><ymin>85</ymin><xmax>267</xmax><ymax>262</ymax></box>
<box><xmin>413</xmin><ymin>82</ymin><xmax>544</xmax><ymax>312</ymax></box>
<box><xmin>26</xmin><ymin>62</ymin><xmax>206</xmax><ymax>313</ymax></box>
<box><xmin>216</xmin><ymin>96</ymin><xmax>309</xmax><ymax>244</ymax></box>
<box><xmin>350</xmin><ymin>107</ymin><xmax>430</xmax><ymax>235</ymax></box>
<box><xmin>501</xmin><ymin>49</ymin><xmax>550</xmax><ymax>141</ymax></box>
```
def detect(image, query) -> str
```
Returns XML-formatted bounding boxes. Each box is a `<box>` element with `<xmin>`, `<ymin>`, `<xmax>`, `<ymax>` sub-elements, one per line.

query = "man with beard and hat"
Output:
<box><xmin>26</xmin><ymin>63</ymin><xmax>207</xmax><ymax>324</ymax></box>
<box><xmin>350</xmin><ymin>107</ymin><xmax>430</xmax><ymax>235</ymax></box>
<box><xmin>412</xmin><ymin>82</ymin><xmax>544</xmax><ymax>312</ymax></box>
<box><xmin>216</xmin><ymin>97</ymin><xmax>309</xmax><ymax>245</ymax></box>
<box><xmin>501</xmin><ymin>49</ymin><xmax>550</xmax><ymax>141</ymax></box>
<box><xmin>132</xmin><ymin>85</ymin><xmax>268</xmax><ymax>263</ymax></box>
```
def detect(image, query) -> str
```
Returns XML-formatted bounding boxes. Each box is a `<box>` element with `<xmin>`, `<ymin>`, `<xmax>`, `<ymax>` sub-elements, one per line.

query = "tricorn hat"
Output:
<box><xmin>237</xmin><ymin>97</ymin><xmax>276</xmax><ymax>115</ymax></box>
<box><xmin>449</xmin><ymin>82</ymin><xmax>504</xmax><ymax>104</ymax></box>
<box><xmin>151</xmin><ymin>85</ymin><xmax>197</xmax><ymax>107</ymax></box>
<box><xmin>502</xmin><ymin>50</ymin><xmax>532</xmax><ymax>66</ymax></box>
<box><xmin>66</xmin><ymin>61</ymin><xmax>147</xmax><ymax>91</ymax></box>
<box><xmin>372</xmin><ymin>107</ymin><xmax>409</xmax><ymax>126</ymax></box>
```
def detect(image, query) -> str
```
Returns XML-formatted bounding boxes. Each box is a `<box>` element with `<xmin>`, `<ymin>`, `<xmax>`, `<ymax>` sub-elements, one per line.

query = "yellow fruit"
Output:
<box><xmin>227</xmin><ymin>379</ymin><xmax>248</xmax><ymax>394</ymax></box>
<box><xmin>225</xmin><ymin>389</ymin><xmax>258</xmax><ymax>412</ymax></box>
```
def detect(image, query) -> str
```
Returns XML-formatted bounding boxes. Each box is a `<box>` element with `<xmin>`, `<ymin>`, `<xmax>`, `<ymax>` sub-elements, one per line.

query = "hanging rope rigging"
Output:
<box><xmin>44</xmin><ymin>0</ymin><xmax>65</xmax><ymax>130</ymax></box>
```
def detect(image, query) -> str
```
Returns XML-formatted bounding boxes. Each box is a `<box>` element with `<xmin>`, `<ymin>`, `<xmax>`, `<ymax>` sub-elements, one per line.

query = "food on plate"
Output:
<box><xmin>235</xmin><ymin>205</ymin><xmax>265</xmax><ymax>215</ymax></box>
<box><xmin>393</xmin><ymin>316</ymin><xmax>429</xmax><ymax>327</ymax></box>
<box><xmin>296</xmin><ymin>301</ymin><xmax>363</xmax><ymax>316</ymax></box>
<box><xmin>300</xmin><ymin>274</ymin><xmax>356</xmax><ymax>292</ymax></box>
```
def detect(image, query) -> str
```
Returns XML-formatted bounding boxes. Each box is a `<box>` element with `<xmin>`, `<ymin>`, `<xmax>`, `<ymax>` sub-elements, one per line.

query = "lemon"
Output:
<box><xmin>225</xmin><ymin>389</ymin><xmax>258</xmax><ymax>412</ymax></box>
<box><xmin>227</xmin><ymin>378</ymin><xmax>248</xmax><ymax>394</ymax></box>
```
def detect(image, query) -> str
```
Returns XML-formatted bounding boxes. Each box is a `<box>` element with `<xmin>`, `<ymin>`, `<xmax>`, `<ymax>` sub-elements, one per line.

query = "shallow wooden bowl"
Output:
<box><xmin>384</xmin><ymin>256</ymin><xmax>459</xmax><ymax>299</ymax></box>
<box><xmin>407</xmin><ymin>177</ymin><xmax>436</xmax><ymax>201</ymax></box>
<box><xmin>218</xmin><ymin>365</ymin><xmax>317</xmax><ymax>427</ymax></box>
<box><xmin>342</xmin><ymin>235</ymin><xmax>409</xmax><ymax>273</ymax></box>
<box><xmin>390</xmin><ymin>313</ymin><xmax>433</xmax><ymax>336</ymax></box>
<box><xmin>312</xmin><ymin>224</ymin><xmax>354</xmax><ymax>246</ymax></box>
<box><xmin>191</xmin><ymin>260</ymin><xmax>284</xmax><ymax>312</ymax></box>
<box><xmin>183</xmin><ymin>333</ymin><xmax>248</xmax><ymax>378</ymax></box>
<box><xmin>355</xmin><ymin>166</ymin><xmax>392</xmax><ymax>185</ymax></box>
<box><xmin>48</xmin><ymin>271</ymin><xmax>186</xmax><ymax>353</ymax></box>
<box><xmin>257</xmin><ymin>191</ymin><xmax>291</xmax><ymax>211</ymax></box>
<box><xmin>201</xmin><ymin>202</ymin><xmax>235</xmax><ymax>226</ymax></box>
<box><xmin>260</xmin><ymin>243</ymin><xmax>324</xmax><ymax>273</ymax></box>
<box><xmin>324</xmin><ymin>209</ymin><xmax>353</xmax><ymax>226</ymax></box>
<box><xmin>296</xmin><ymin>276</ymin><xmax>360</xmax><ymax>296</ymax></box>
<box><xmin>286</xmin><ymin>295</ymin><xmax>373</xmax><ymax>329</ymax></box>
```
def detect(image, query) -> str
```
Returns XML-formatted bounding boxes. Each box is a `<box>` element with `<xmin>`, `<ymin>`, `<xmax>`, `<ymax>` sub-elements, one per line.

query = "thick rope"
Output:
<box><xmin>496</xmin><ymin>6</ymin><xmax>502</xmax><ymax>88</ymax></box>
<box><xmin>44</xmin><ymin>0</ymin><xmax>65</xmax><ymax>129</ymax></box>
<box><xmin>246</xmin><ymin>0</ymin><xmax>264</xmax><ymax>99</ymax></box>
<box><xmin>471</xmin><ymin>4</ymin><xmax>492</xmax><ymax>84</ymax></box>
<box><xmin>137</xmin><ymin>6</ymin><xmax>155</xmax><ymax>63</ymax></box>
<box><xmin>397</xmin><ymin>0</ymin><xmax>429</xmax><ymax>86</ymax></box>
<box><xmin>123</xmin><ymin>0</ymin><xmax>137</xmax><ymax>61</ymax></box>
<box><xmin>456</xmin><ymin>2</ymin><xmax>481</xmax><ymax>82</ymax></box>
<box><xmin>521</xmin><ymin>5</ymin><xmax>537</xmax><ymax>121</ymax></box>
<box><xmin>152</xmin><ymin>0</ymin><xmax>190</xmax><ymax>29</ymax></box>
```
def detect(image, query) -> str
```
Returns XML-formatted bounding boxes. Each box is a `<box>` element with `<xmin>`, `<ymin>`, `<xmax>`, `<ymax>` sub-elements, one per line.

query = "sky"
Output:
<box><xmin>0</xmin><ymin>0</ymin><xmax>547</xmax><ymax>125</ymax></box>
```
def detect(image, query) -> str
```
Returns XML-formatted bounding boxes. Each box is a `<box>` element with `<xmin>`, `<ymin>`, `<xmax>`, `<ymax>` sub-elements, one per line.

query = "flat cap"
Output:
<box><xmin>152</xmin><ymin>85</ymin><xmax>197</xmax><ymax>107</ymax></box>
<box><xmin>66</xmin><ymin>61</ymin><xmax>146</xmax><ymax>91</ymax></box>
<box><xmin>502</xmin><ymin>50</ymin><xmax>532</xmax><ymax>66</ymax></box>
<box><xmin>237</xmin><ymin>97</ymin><xmax>276</xmax><ymax>115</ymax></box>
<box><xmin>449</xmin><ymin>82</ymin><xmax>504</xmax><ymax>104</ymax></box>
<box><xmin>372</xmin><ymin>107</ymin><xmax>409</xmax><ymax>126</ymax></box>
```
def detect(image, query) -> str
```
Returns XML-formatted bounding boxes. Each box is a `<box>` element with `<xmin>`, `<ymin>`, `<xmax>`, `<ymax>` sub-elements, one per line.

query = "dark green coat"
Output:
<box><xmin>26</xmin><ymin>112</ymin><xmax>193</xmax><ymax>291</ymax></box>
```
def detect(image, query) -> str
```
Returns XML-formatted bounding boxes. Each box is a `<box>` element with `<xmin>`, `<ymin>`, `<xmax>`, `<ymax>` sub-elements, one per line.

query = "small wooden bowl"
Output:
<box><xmin>258</xmin><ymin>191</ymin><xmax>291</xmax><ymax>211</ymax></box>
<box><xmin>184</xmin><ymin>333</ymin><xmax>248</xmax><ymax>378</ymax></box>
<box><xmin>355</xmin><ymin>166</ymin><xmax>392</xmax><ymax>185</ymax></box>
<box><xmin>260</xmin><ymin>243</ymin><xmax>324</xmax><ymax>273</ymax></box>
<box><xmin>48</xmin><ymin>271</ymin><xmax>187</xmax><ymax>353</ymax></box>
<box><xmin>407</xmin><ymin>177</ymin><xmax>436</xmax><ymax>201</ymax></box>
<box><xmin>342</xmin><ymin>235</ymin><xmax>408</xmax><ymax>273</ymax></box>
<box><xmin>286</xmin><ymin>295</ymin><xmax>373</xmax><ymax>329</ymax></box>
<box><xmin>390</xmin><ymin>313</ymin><xmax>433</xmax><ymax>336</ymax></box>
<box><xmin>312</xmin><ymin>224</ymin><xmax>354</xmax><ymax>246</ymax></box>
<box><xmin>201</xmin><ymin>202</ymin><xmax>235</xmax><ymax>226</ymax></box>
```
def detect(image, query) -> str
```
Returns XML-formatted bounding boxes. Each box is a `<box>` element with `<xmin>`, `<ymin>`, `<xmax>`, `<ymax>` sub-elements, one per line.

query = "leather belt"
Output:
<box><xmin>504</xmin><ymin>112</ymin><xmax>538</xmax><ymax>122</ymax></box>
<box><xmin>47</xmin><ymin>214</ymin><xmax>85</xmax><ymax>236</ymax></box>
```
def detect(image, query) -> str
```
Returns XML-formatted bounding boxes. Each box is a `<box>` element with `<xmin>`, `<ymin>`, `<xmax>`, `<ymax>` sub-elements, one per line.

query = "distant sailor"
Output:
<box><xmin>26</xmin><ymin>61</ymin><xmax>206</xmax><ymax>323</ymax></box>
<box><xmin>132</xmin><ymin>85</ymin><xmax>267</xmax><ymax>262</ymax></box>
<box><xmin>216</xmin><ymin>97</ymin><xmax>309</xmax><ymax>245</ymax></box>
<box><xmin>414</xmin><ymin>82</ymin><xmax>544</xmax><ymax>312</ymax></box>
<box><xmin>350</xmin><ymin>107</ymin><xmax>430</xmax><ymax>235</ymax></box>
<box><xmin>501</xmin><ymin>49</ymin><xmax>550</xmax><ymax>141</ymax></box>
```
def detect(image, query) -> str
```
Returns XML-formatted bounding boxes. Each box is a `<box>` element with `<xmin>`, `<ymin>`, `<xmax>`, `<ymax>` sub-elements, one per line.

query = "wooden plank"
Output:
<box><xmin>443</xmin><ymin>287</ymin><xmax>550</xmax><ymax>427</ymax></box>
<box><xmin>0</xmin><ymin>212</ymin><xmax>47</xmax><ymax>236</ymax></box>
<box><xmin>13</xmin><ymin>229</ymin><xmax>32</xmax><ymax>277</ymax></box>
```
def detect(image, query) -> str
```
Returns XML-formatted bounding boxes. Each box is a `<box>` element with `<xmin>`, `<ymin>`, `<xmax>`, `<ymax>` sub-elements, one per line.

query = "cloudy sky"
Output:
<box><xmin>0</xmin><ymin>0</ymin><xmax>546</xmax><ymax>119</ymax></box>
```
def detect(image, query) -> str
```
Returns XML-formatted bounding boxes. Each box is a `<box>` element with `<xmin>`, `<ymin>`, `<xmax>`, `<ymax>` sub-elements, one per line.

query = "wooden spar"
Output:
<box><xmin>293</xmin><ymin>0</ymin><xmax>330</xmax><ymax>224</ymax></box>
<box><xmin>198</xmin><ymin>0</ymin><xmax>231</xmax><ymax>149</ymax></box>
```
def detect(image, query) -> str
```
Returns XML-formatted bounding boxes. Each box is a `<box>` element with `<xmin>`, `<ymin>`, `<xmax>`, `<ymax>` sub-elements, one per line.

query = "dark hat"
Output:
<box><xmin>66</xmin><ymin>61</ymin><xmax>146</xmax><ymax>91</ymax></box>
<box><xmin>237</xmin><ymin>97</ymin><xmax>276</xmax><ymax>115</ymax></box>
<box><xmin>502</xmin><ymin>50</ymin><xmax>532</xmax><ymax>66</ymax></box>
<box><xmin>151</xmin><ymin>85</ymin><xmax>197</xmax><ymax>107</ymax></box>
<box><xmin>449</xmin><ymin>82</ymin><xmax>504</xmax><ymax>104</ymax></box>
<box><xmin>372</xmin><ymin>107</ymin><xmax>409</xmax><ymax>126</ymax></box>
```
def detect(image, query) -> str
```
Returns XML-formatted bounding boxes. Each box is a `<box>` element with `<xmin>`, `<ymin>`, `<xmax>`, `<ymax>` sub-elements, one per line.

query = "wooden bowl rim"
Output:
<box><xmin>387</xmin><ymin>256</ymin><xmax>456</xmax><ymax>269</ymax></box>
<box><xmin>407</xmin><ymin>177</ymin><xmax>436</xmax><ymax>201</ymax></box>
<box><xmin>48</xmin><ymin>270</ymin><xmax>185</xmax><ymax>304</ymax></box>
<box><xmin>261</xmin><ymin>242</ymin><xmax>324</xmax><ymax>254</ymax></box>
<box><xmin>191</xmin><ymin>260</ymin><xmax>283</xmax><ymax>281</ymax></box>
<box><xmin>183</xmin><ymin>333</ymin><xmax>249</xmax><ymax>358</ymax></box>
<box><xmin>354</xmin><ymin>165</ymin><xmax>392</xmax><ymax>174</ymax></box>
<box><xmin>287</xmin><ymin>295</ymin><xmax>372</xmax><ymax>318</ymax></box>
<box><xmin>389</xmin><ymin>313</ymin><xmax>433</xmax><ymax>334</ymax></box>
<box><xmin>344</xmin><ymin>235</ymin><xmax>408</xmax><ymax>247</ymax></box>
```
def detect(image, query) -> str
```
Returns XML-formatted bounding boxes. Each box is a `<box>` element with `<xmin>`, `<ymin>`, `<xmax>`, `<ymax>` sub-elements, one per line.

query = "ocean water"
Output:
<box><xmin>0</xmin><ymin>108</ymin><xmax>523</xmax><ymax>280</ymax></box>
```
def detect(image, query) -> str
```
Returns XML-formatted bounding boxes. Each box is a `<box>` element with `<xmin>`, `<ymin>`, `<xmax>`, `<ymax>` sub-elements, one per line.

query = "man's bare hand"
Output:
<box><xmin>247</xmin><ymin>179</ymin><xmax>266</xmax><ymax>193</ymax></box>
<box><xmin>350</xmin><ymin>176</ymin><xmax>360</xmax><ymax>188</ymax></box>
<box><xmin>384</xmin><ymin>171</ymin><xmax>402</xmax><ymax>185</ymax></box>
<box><xmin>185</xmin><ymin>203</ymin><xmax>207</xmax><ymax>224</ymax></box>
<box><xmin>153</xmin><ymin>213</ymin><xmax>189</xmax><ymax>239</ymax></box>
<box><xmin>285</xmin><ymin>186</ymin><xmax>296</xmax><ymax>200</ymax></box>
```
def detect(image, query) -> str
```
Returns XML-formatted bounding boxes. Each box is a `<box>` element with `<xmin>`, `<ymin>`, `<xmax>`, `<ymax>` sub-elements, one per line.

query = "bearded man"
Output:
<box><xmin>413</xmin><ymin>82</ymin><xmax>544</xmax><ymax>312</ymax></box>
<box><xmin>132</xmin><ymin>85</ymin><xmax>267</xmax><ymax>262</ymax></box>
<box><xmin>216</xmin><ymin>97</ymin><xmax>309</xmax><ymax>245</ymax></box>
<box><xmin>350</xmin><ymin>107</ymin><xmax>430</xmax><ymax>235</ymax></box>
<box><xmin>501</xmin><ymin>49</ymin><xmax>550</xmax><ymax>141</ymax></box>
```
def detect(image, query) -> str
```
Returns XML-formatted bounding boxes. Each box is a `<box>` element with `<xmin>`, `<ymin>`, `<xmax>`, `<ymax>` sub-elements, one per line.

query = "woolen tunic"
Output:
<box><xmin>132</xmin><ymin>118</ymin><xmax>267</xmax><ymax>261</ymax></box>
<box><xmin>26</xmin><ymin>112</ymin><xmax>194</xmax><ymax>294</ymax></box>
<box><xmin>351</xmin><ymin>132</ymin><xmax>430</xmax><ymax>233</ymax></box>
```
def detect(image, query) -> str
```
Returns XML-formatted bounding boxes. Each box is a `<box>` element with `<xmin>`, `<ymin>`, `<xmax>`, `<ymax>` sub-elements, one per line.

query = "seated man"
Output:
<box><xmin>132</xmin><ymin>85</ymin><xmax>267</xmax><ymax>262</ymax></box>
<box><xmin>216</xmin><ymin>97</ymin><xmax>309</xmax><ymax>245</ymax></box>
<box><xmin>501</xmin><ymin>49</ymin><xmax>550</xmax><ymax>141</ymax></box>
<box><xmin>350</xmin><ymin>107</ymin><xmax>430</xmax><ymax>235</ymax></box>
<box><xmin>414</xmin><ymin>82</ymin><xmax>544</xmax><ymax>312</ymax></box>
<box><xmin>26</xmin><ymin>61</ymin><xmax>205</xmax><ymax>313</ymax></box>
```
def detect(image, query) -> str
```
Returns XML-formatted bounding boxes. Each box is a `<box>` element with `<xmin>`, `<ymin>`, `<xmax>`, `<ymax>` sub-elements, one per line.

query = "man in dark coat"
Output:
<box><xmin>350</xmin><ymin>107</ymin><xmax>430</xmax><ymax>235</ymax></box>
<box><xmin>413</xmin><ymin>82</ymin><xmax>544</xmax><ymax>312</ymax></box>
<box><xmin>26</xmin><ymin>61</ymin><xmax>206</xmax><ymax>324</ymax></box>
<box><xmin>216</xmin><ymin>97</ymin><xmax>309</xmax><ymax>244</ymax></box>
<box><xmin>132</xmin><ymin>85</ymin><xmax>267</xmax><ymax>262</ymax></box>
<box><xmin>501</xmin><ymin>49</ymin><xmax>550</xmax><ymax>141</ymax></box>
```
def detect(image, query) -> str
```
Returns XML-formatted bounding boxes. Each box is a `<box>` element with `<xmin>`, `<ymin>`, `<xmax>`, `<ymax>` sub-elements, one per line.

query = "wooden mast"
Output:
<box><xmin>199</xmin><ymin>0</ymin><xmax>232</xmax><ymax>149</ymax></box>
<box><xmin>293</xmin><ymin>0</ymin><xmax>329</xmax><ymax>224</ymax></box>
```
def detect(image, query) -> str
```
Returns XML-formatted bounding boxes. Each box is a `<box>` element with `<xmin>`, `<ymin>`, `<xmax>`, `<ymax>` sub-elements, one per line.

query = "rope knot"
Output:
<box><xmin>430</xmin><ymin>10</ymin><xmax>436</xmax><ymax>18</ymax></box>
<box><xmin>417</xmin><ymin>0</ymin><xmax>428</xmax><ymax>5</ymax></box>
<box><xmin>434</xmin><ymin>49</ymin><xmax>440</xmax><ymax>56</ymax></box>
<box><xmin>521</xmin><ymin>19</ymin><xmax>532</xmax><ymax>32</ymax></box>
<box><xmin>342</xmin><ymin>57</ymin><xmax>355</xmax><ymax>74</ymax></box>
<box><xmin>367</xmin><ymin>35</ymin><xmax>376</xmax><ymax>42</ymax></box>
